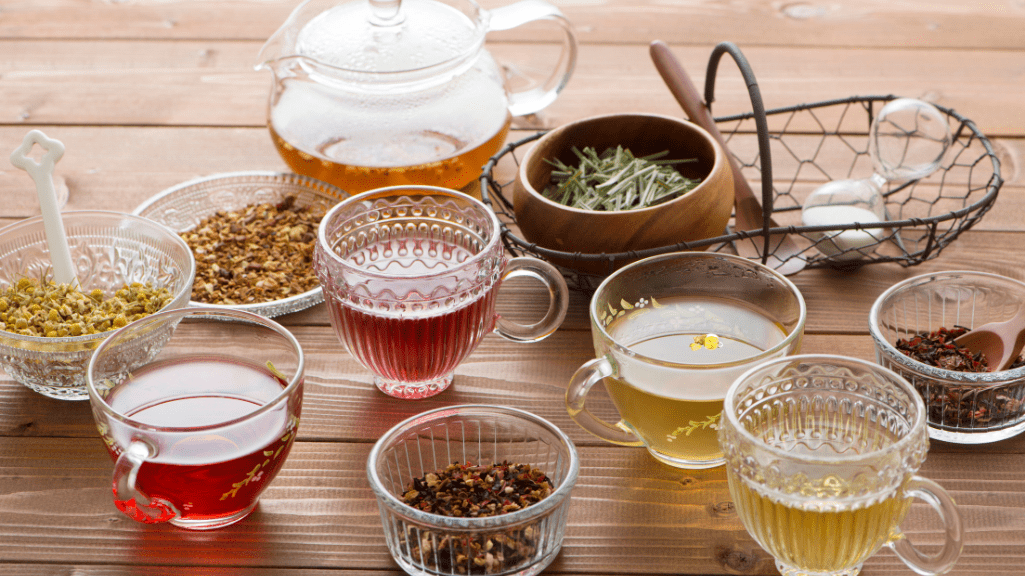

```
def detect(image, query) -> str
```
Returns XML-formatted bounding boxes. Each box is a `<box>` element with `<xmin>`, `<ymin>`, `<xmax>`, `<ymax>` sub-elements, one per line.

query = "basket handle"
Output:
<box><xmin>703</xmin><ymin>42</ymin><xmax>775</xmax><ymax>251</ymax></box>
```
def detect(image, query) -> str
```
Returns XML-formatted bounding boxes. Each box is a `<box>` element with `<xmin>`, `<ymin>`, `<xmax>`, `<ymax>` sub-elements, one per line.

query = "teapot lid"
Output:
<box><xmin>291</xmin><ymin>0</ymin><xmax>485</xmax><ymax>74</ymax></box>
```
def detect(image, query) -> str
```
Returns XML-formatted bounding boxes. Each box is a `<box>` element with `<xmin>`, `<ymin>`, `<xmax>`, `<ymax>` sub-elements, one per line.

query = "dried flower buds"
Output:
<box><xmin>0</xmin><ymin>277</ymin><xmax>172</xmax><ymax>337</ymax></box>
<box><xmin>181</xmin><ymin>195</ymin><xmax>324</xmax><ymax>305</ymax></box>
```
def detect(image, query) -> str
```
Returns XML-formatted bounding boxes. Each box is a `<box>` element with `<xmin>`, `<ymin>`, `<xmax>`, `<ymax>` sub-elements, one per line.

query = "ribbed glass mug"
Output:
<box><xmin>315</xmin><ymin>185</ymin><xmax>569</xmax><ymax>399</ymax></box>
<box><xmin>719</xmin><ymin>354</ymin><xmax>963</xmax><ymax>576</ymax></box>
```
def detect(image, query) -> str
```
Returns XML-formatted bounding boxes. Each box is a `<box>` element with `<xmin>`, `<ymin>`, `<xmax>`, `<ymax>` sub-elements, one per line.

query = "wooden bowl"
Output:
<box><xmin>513</xmin><ymin>113</ymin><xmax>734</xmax><ymax>274</ymax></box>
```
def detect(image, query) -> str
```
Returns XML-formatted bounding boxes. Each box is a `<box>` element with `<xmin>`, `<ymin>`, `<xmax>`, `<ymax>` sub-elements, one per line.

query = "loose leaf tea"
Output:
<box><xmin>0</xmin><ymin>277</ymin><xmax>172</xmax><ymax>337</ymax></box>
<box><xmin>895</xmin><ymin>325</ymin><xmax>1025</xmax><ymax>428</ymax></box>
<box><xmin>182</xmin><ymin>195</ymin><xmax>323</xmax><ymax>305</ymax></box>
<box><xmin>403</xmin><ymin>461</ymin><xmax>553</xmax><ymax>517</ymax></box>
<box><xmin>400</xmin><ymin>461</ymin><xmax>554</xmax><ymax>574</ymax></box>
<box><xmin>544</xmin><ymin>145</ymin><xmax>700</xmax><ymax>211</ymax></box>
<box><xmin>895</xmin><ymin>325</ymin><xmax>988</xmax><ymax>372</ymax></box>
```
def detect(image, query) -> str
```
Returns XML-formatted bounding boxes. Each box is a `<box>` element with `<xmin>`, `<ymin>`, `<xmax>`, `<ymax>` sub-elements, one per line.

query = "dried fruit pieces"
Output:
<box><xmin>181</xmin><ymin>195</ymin><xmax>323</xmax><ymax>305</ymax></box>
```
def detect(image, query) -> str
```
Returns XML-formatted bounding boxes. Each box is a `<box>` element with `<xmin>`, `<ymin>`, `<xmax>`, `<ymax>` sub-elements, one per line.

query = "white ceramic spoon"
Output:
<box><xmin>954</xmin><ymin>307</ymin><xmax>1025</xmax><ymax>372</ymax></box>
<box><xmin>10</xmin><ymin>130</ymin><xmax>78</xmax><ymax>286</ymax></box>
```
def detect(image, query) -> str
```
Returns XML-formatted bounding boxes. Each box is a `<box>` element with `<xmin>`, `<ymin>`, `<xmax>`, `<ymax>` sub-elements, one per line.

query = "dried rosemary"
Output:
<box><xmin>543</xmin><ymin>145</ymin><xmax>700</xmax><ymax>211</ymax></box>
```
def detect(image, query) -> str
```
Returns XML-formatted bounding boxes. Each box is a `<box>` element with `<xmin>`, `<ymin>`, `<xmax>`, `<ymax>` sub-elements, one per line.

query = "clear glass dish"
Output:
<box><xmin>132</xmin><ymin>171</ymin><xmax>348</xmax><ymax>318</ymax></box>
<box><xmin>0</xmin><ymin>211</ymin><xmax>195</xmax><ymax>400</ymax></box>
<box><xmin>366</xmin><ymin>405</ymin><xmax>579</xmax><ymax>576</ymax></box>
<box><xmin>869</xmin><ymin>270</ymin><xmax>1025</xmax><ymax>443</ymax></box>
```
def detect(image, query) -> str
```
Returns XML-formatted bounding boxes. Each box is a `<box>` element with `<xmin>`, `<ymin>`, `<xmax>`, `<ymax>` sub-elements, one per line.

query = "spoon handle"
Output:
<box><xmin>649</xmin><ymin>40</ymin><xmax>759</xmax><ymax>222</ymax></box>
<box><xmin>10</xmin><ymin>130</ymin><xmax>78</xmax><ymax>286</ymax></box>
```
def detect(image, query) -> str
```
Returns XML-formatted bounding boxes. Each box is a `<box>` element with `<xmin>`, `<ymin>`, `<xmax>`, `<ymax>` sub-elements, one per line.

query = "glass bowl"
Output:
<box><xmin>366</xmin><ymin>405</ymin><xmax>580</xmax><ymax>576</ymax></box>
<box><xmin>869</xmin><ymin>270</ymin><xmax>1025</xmax><ymax>444</ymax></box>
<box><xmin>0</xmin><ymin>211</ymin><xmax>195</xmax><ymax>400</ymax></box>
<box><xmin>132</xmin><ymin>171</ymin><xmax>348</xmax><ymax>318</ymax></box>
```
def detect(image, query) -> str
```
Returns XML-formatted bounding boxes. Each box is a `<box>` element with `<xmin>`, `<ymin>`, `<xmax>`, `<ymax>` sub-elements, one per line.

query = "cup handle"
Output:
<box><xmin>111</xmin><ymin>439</ymin><xmax>180</xmax><ymax>524</ymax></box>
<box><xmin>565</xmin><ymin>357</ymin><xmax>645</xmax><ymax>446</ymax></box>
<box><xmin>887</xmin><ymin>474</ymin><xmax>964</xmax><ymax>576</ymax></box>
<box><xmin>493</xmin><ymin>257</ymin><xmax>569</xmax><ymax>343</ymax></box>
<box><xmin>487</xmin><ymin>0</ymin><xmax>578</xmax><ymax>116</ymax></box>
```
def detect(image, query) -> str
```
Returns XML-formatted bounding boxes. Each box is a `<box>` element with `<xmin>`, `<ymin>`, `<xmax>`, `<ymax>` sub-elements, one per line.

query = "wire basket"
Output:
<box><xmin>479</xmin><ymin>42</ymin><xmax>1002</xmax><ymax>291</ymax></box>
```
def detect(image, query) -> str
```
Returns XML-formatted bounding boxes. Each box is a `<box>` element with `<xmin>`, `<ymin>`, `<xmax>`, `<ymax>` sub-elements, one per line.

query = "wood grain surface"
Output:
<box><xmin>2</xmin><ymin>1</ymin><xmax>1025</xmax><ymax>575</ymax></box>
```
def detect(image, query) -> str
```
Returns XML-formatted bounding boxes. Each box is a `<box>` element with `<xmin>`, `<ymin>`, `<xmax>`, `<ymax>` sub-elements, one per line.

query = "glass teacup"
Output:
<box><xmin>315</xmin><ymin>185</ymin><xmax>569</xmax><ymax>399</ymax></box>
<box><xmin>719</xmin><ymin>354</ymin><xmax>963</xmax><ymax>576</ymax></box>
<box><xmin>565</xmin><ymin>252</ymin><xmax>806</xmax><ymax>469</ymax></box>
<box><xmin>86</xmin><ymin>307</ymin><xmax>304</xmax><ymax>530</ymax></box>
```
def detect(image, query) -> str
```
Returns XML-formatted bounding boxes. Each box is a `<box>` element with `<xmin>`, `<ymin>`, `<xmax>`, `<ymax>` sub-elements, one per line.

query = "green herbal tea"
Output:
<box><xmin>602</xmin><ymin>296</ymin><xmax>787</xmax><ymax>466</ymax></box>
<box><xmin>728</xmin><ymin>472</ymin><xmax>911</xmax><ymax>573</ymax></box>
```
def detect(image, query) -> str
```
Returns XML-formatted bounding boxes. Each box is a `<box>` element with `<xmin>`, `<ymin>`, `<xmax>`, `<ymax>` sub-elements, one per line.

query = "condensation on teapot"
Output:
<box><xmin>257</xmin><ymin>0</ymin><xmax>577</xmax><ymax>196</ymax></box>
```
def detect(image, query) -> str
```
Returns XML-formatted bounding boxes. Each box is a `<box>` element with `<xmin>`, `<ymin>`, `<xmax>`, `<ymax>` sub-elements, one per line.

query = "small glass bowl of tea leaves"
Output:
<box><xmin>869</xmin><ymin>270</ymin><xmax>1025</xmax><ymax>444</ymax></box>
<box><xmin>367</xmin><ymin>405</ymin><xmax>579</xmax><ymax>576</ymax></box>
<box><xmin>0</xmin><ymin>211</ymin><xmax>195</xmax><ymax>400</ymax></box>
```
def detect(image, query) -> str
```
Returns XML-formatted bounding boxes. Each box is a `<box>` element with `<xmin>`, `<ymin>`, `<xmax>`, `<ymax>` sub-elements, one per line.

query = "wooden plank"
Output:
<box><xmin>2</xmin><ymin>42</ymin><xmax>1025</xmax><ymax>137</ymax></box>
<box><xmin>8</xmin><ymin>328</ymin><xmax>1025</xmax><ymax>456</ymax></box>
<box><xmin>0</xmin><ymin>438</ymin><xmax>1019</xmax><ymax>575</ymax></box>
<box><xmin>6</xmin><ymin>223</ymin><xmax>1019</xmax><ymax>337</ymax></box>
<box><xmin>0</xmin><ymin>569</ymin><xmax>399</xmax><ymax>576</ymax></box>
<box><xmin>0</xmin><ymin>125</ymin><xmax>1020</xmax><ymax>224</ymax></box>
<box><xmin>1</xmin><ymin>0</ymin><xmax>1024</xmax><ymax>51</ymax></box>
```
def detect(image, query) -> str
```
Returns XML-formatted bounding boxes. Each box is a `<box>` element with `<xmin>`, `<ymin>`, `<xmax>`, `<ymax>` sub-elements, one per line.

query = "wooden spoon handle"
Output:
<box><xmin>649</xmin><ymin>40</ymin><xmax>760</xmax><ymax>218</ymax></box>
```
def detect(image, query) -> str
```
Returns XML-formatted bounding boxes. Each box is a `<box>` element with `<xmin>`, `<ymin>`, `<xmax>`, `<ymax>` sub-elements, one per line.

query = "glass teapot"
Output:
<box><xmin>257</xmin><ymin>0</ymin><xmax>577</xmax><ymax>195</ymax></box>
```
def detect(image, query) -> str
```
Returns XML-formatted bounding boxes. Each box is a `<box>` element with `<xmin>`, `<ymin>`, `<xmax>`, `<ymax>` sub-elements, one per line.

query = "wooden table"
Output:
<box><xmin>2</xmin><ymin>1</ymin><xmax>1024</xmax><ymax>574</ymax></box>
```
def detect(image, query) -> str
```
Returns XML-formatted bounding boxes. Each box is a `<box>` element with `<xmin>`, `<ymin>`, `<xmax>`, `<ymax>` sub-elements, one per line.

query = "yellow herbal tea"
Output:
<box><xmin>601</xmin><ymin>296</ymin><xmax>787</xmax><ymax>467</ymax></box>
<box><xmin>728</xmin><ymin>472</ymin><xmax>911</xmax><ymax>573</ymax></box>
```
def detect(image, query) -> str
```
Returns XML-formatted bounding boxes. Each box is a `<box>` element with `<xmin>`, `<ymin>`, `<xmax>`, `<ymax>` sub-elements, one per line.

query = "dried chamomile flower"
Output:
<box><xmin>0</xmin><ymin>277</ymin><xmax>172</xmax><ymax>337</ymax></box>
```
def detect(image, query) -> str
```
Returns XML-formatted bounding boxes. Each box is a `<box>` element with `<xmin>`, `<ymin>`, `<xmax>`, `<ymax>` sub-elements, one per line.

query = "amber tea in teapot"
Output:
<box><xmin>259</xmin><ymin>0</ymin><xmax>577</xmax><ymax>195</ymax></box>
<box><xmin>268</xmin><ymin>119</ymin><xmax>510</xmax><ymax>196</ymax></box>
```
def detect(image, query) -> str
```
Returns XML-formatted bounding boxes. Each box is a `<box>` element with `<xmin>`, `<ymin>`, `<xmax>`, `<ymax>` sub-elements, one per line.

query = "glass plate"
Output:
<box><xmin>133</xmin><ymin>171</ymin><xmax>348</xmax><ymax>318</ymax></box>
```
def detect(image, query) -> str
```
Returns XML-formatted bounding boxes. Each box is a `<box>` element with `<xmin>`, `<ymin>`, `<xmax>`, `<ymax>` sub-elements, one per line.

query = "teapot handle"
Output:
<box><xmin>488</xmin><ymin>0</ymin><xmax>578</xmax><ymax>116</ymax></box>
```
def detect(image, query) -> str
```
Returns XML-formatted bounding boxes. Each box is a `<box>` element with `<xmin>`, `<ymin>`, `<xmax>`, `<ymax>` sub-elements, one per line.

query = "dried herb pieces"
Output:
<box><xmin>0</xmin><ymin>277</ymin><xmax>172</xmax><ymax>337</ymax></box>
<box><xmin>403</xmin><ymin>461</ymin><xmax>553</xmax><ymax>517</ymax></box>
<box><xmin>181</xmin><ymin>195</ymin><xmax>323</xmax><ymax>305</ymax></box>
<box><xmin>894</xmin><ymin>325</ymin><xmax>1025</xmax><ymax>429</ymax></box>
<box><xmin>400</xmin><ymin>461</ymin><xmax>555</xmax><ymax>575</ymax></box>
<box><xmin>544</xmin><ymin>145</ymin><xmax>700</xmax><ymax>211</ymax></box>
<box><xmin>895</xmin><ymin>325</ymin><xmax>989</xmax><ymax>372</ymax></box>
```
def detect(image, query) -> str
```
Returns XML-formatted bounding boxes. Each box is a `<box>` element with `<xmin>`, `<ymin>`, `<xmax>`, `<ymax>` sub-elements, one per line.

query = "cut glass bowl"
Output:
<box><xmin>133</xmin><ymin>171</ymin><xmax>348</xmax><ymax>318</ymax></box>
<box><xmin>0</xmin><ymin>211</ymin><xmax>195</xmax><ymax>400</ymax></box>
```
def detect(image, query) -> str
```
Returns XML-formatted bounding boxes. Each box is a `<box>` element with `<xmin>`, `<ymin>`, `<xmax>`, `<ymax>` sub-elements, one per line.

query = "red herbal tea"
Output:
<box><xmin>104</xmin><ymin>357</ymin><xmax>300</xmax><ymax>525</ymax></box>
<box><xmin>323</xmin><ymin>237</ymin><xmax>500</xmax><ymax>399</ymax></box>
<box><xmin>314</xmin><ymin>187</ymin><xmax>569</xmax><ymax>400</ymax></box>
<box><xmin>88</xmin><ymin>307</ymin><xmax>305</xmax><ymax>530</ymax></box>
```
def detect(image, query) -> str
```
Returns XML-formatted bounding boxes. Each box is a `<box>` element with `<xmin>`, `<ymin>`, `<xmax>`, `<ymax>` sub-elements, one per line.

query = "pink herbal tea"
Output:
<box><xmin>104</xmin><ymin>356</ymin><xmax>301</xmax><ymax>526</ymax></box>
<box><xmin>315</xmin><ymin>187</ymin><xmax>569</xmax><ymax>400</ymax></box>
<box><xmin>325</xmin><ymin>237</ymin><xmax>500</xmax><ymax>399</ymax></box>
